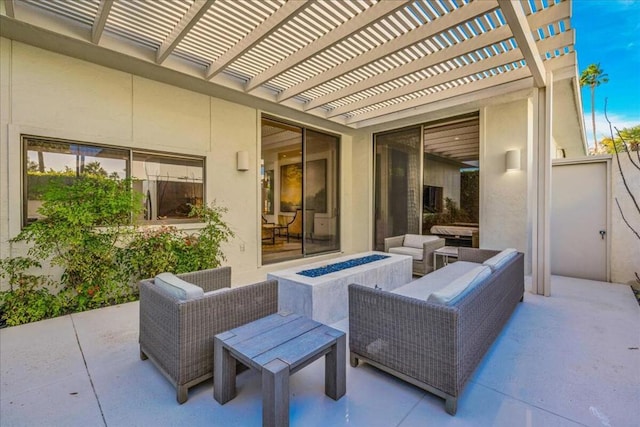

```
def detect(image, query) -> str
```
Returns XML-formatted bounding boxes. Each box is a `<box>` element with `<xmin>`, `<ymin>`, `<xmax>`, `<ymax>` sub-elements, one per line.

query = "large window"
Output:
<box><xmin>23</xmin><ymin>136</ymin><xmax>204</xmax><ymax>226</ymax></box>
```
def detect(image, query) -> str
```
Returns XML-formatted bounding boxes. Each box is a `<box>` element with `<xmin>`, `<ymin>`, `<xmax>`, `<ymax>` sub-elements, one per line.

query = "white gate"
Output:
<box><xmin>551</xmin><ymin>157</ymin><xmax>610</xmax><ymax>281</ymax></box>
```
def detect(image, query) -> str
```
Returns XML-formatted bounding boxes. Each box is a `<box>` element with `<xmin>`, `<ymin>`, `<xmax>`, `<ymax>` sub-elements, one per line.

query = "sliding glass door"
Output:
<box><xmin>373</xmin><ymin>127</ymin><xmax>422</xmax><ymax>251</ymax></box>
<box><xmin>261</xmin><ymin>118</ymin><xmax>340</xmax><ymax>264</ymax></box>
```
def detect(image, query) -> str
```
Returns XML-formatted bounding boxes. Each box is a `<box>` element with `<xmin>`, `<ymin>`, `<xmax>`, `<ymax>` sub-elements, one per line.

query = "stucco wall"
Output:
<box><xmin>480</xmin><ymin>100</ymin><xmax>529</xmax><ymax>263</ymax></box>
<box><xmin>611</xmin><ymin>155</ymin><xmax>640</xmax><ymax>287</ymax></box>
<box><xmin>0</xmin><ymin>39</ymin><xmax>358</xmax><ymax>288</ymax></box>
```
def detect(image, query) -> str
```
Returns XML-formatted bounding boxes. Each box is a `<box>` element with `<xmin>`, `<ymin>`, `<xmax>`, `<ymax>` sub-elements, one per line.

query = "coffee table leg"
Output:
<box><xmin>213</xmin><ymin>335</ymin><xmax>236</xmax><ymax>404</ymax></box>
<box><xmin>262</xmin><ymin>359</ymin><xmax>290</xmax><ymax>427</ymax></box>
<box><xmin>325</xmin><ymin>331</ymin><xmax>346</xmax><ymax>400</ymax></box>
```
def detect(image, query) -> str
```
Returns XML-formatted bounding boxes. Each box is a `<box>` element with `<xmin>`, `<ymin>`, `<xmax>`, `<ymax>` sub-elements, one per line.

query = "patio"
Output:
<box><xmin>1</xmin><ymin>275</ymin><xmax>638</xmax><ymax>427</ymax></box>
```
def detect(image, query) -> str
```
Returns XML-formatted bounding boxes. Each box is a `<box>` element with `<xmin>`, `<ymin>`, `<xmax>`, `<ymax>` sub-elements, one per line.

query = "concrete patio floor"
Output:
<box><xmin>1</xmin><ymin>275</ymin><xmax>638</xmax><ymax>427</ymax></box>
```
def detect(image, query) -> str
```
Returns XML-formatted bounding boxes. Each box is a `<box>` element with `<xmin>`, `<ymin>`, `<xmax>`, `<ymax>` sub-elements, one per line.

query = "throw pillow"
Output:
<box><xmin>483</xmin><ymin>248</ymin><xmax>518</xmax><ymax>272</ymax></box>
<box><xmin>155</xmin><ymin>272</ymin><xmax>205</xmax><ymax>300</ymax></box>
<box><xmin>427</xmin><ymin>265</ymin><xmax>492</xmax><ymax>305</ymax></box>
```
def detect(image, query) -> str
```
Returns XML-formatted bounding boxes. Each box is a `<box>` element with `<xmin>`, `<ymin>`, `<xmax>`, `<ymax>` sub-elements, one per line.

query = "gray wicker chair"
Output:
<box><xmin>139</xmin><ymin>267</ymin><xmax>278</xmax><ymax>403</ymax></box>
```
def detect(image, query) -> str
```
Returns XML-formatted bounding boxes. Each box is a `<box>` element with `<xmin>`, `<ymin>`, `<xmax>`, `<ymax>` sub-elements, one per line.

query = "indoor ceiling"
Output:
<box><xmin>1</xmin><ymin>0</ymin><xmax>577</xmax><ymax>129</ymax></box>
<box><xmin>424</xmin><ymin>115</ymin><xmax>479</xmax><ymax>163</ymax></box>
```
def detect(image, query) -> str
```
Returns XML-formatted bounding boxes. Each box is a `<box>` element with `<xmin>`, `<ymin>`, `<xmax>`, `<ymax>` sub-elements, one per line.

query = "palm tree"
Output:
<box><xmin>579</xmin><ymin>63</ymin><xmax>609</xmax><ymax>153</ymax></box>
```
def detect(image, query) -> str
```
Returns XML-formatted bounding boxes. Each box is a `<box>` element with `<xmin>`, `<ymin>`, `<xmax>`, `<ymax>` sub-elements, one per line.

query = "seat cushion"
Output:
<box><xmin>154</xmin><ymin>272</ymin><xmax>205</xmax><ymax>300</ymax></box>
<box><xmin>403</xmin><ymin>234</ymin><xmax>440</xmax><ymax>249</ymax></box>
<box><xmin>483</xmin><ymin>248</ymin><xmax>518</xmax><ymax>272</ymax></box>
<box><xmin>391</xmin><ymin>261</ymin><xmax>481</xmax><ymax>300</ymax></box>
<box><xmin>427</xmin><ymin>265</ymin><xmax>492</xmax><ymax>305</ymax></box>
<box><xmin>389</xmin><ymin>246</ymin><xmax>423</xmax><ymax>261</ymax></box>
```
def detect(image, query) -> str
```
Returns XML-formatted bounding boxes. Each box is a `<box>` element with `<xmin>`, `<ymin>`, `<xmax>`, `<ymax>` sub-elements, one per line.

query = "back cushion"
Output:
<box><xmin>403</xmin><ymin>234</ymin><xmax>440</xmax><ymax>249</ymax></box>
<box><xmin>155</xmin><ymin>272</ymin><xmax>204</xmax><ymax>300</ymax></box>
<box><xmin>483</xmin><ymin>248</ymin><xmax>518</xmax><ymax>272</ymax></box>
<box><xmin>427</xmin><ymin>265</ymin><xmax>492</xmax><ymax>305</ymax></box>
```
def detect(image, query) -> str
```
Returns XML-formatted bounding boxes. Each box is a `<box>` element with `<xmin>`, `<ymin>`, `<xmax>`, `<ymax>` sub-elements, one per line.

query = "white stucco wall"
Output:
<box><xmin>0</xmin><ymin>38</ymin><xmax>358</xmax><ymax>289</ymax></box>
<box><xmin>480</xmin><ymin>100</ymin><xmax>529</xmax><ymax>261</ymax></box>
<box><xmin>611</xmin><ymin>155</ymin><xmax>640</xmax><ymax>287</ymax></box>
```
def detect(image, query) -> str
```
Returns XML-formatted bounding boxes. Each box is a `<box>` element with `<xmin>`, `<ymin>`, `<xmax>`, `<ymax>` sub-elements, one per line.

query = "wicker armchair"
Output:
<box><xmin>384</xmin><ymin>234</ymin><xmax>445</xmax><ymax>276</ymax></box>
<box><xmin>139</xmin><ymin>267</ymin><xmax>278</xmax><ymax>403</ymax></box>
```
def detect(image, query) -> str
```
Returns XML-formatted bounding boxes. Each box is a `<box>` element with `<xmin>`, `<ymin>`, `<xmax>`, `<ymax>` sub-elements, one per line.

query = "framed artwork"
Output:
<box><xmin>279</xmin><ymin>159</ymin><xmax>328</xmax><ymax>213</ymax></box>
<box><xmin>280</xmin><ymin>163</ymin><xmax>302</xmax><ymax>212</ymax></box>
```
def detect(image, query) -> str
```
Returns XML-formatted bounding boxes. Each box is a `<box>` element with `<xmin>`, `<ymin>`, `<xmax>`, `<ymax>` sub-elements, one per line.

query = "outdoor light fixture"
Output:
<box><xmin>505</xmin><ymin>149</ymin><xmax>521</xmax><ymax>172</ymax></box>
<box><xmin>237</xmin><ymin>151</ymin><xmax>249</xmax><ymax>171</ymax></box>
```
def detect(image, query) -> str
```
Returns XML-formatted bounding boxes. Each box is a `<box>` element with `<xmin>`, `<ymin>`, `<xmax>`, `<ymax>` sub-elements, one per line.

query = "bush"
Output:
<box><xmin>0</xmin><ymin>257</ymin><xmax>61</xmax><ymax>327</ymax></box>
<box><xmin>123</xmin><ymin>203</ymin><xmax>234</xmax><ymax>279</ymax></box>
<box><xmin>5</xmin><ymin>173</ymin><xmax>233</xmax><ymax>326</ymax></box>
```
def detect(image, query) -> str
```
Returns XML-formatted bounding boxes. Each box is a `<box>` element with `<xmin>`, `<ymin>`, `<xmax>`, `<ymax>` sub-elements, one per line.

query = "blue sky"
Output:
<box><xmin>572</xmin><ymin>0</ymin><xmax>640</xmax><ymax>143</ymax></box>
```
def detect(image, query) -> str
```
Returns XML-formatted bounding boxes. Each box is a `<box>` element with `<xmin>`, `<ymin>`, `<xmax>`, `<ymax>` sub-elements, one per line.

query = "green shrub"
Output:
<box><xmin>5</xmin><ymin>176</ymin><xmax>233</xmax><ymax>325</ymax></box>
<box><xmin>123</xmin><ymin>203</ymin><xmax>234</xmax><ymax>279</ymax></box>
<box><xmin>0</xmin><ymin>257</ymin><xmax>61</xmax><ymax>327</ymax></box>
<box><xmin>12</xmin><ymin>174</ymin><xmax>142</xmax><ymax>311</ymax></box>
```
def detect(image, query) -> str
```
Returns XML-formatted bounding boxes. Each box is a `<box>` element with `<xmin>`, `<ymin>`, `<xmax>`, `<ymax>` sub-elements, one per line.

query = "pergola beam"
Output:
<box><xmin>347</xmin><ymin>66</ymin><xmax>530</xmax><ymax>125</ymax></box>
<box><xmin>327</xmin><ymin>47</ymin><xmax>522</xmax><ymax>118</ymax></box>
<box><xmin>312</xmin><ymin>25</ymin><xmax>512</xmax><ymax>113</ymax></box>
<box><xmin>277</xmin><ymin>0</ymin><xmax>499</xmax><ymax>103</ymax></box>
<box><xmin>4</xmin><ymin>0</ymin><xmax>15</xmax><ymax>18</ymax></box>
<box><xmin>91</xmin><ymin>0</ymin><xmax>113</xmax><ymax>44</ymax></box>
<box><xmin>245</xmin><ymin>0</ymin><xmax>410</xmax><ymax>92</ymax></box>
<box><xmin>499</xmin><ymin>0</ymin><xmax>546</xmax><ymax>87</ymax></box>
<box><xmin>156</xmin><ymin>0</ymin><xmax>215</xmax><ymax>64</ymax></box>
<box><xmin>536</xmin><ymin>29</ymin><xmax>574</xmax><ymax>58</ymax></box>
<box><xmin>205</xmin><ymin>1</ymin><xmax>310</xmax><ymax>80</ymax></box>
<box><xmin>527</xmin><ymin>0</ymin><xmax>570</xmax><ymax>31</ymax></box>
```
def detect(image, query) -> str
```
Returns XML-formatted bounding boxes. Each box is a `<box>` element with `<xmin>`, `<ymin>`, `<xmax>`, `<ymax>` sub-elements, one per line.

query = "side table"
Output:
<box><xmin>433</xmin><ymin>246</ymin><xmax>459</xmax><ymax>270</ymax></box>
<box><xmin>214</xmin><ymin>312</ymin><xmax>346</xmax><ymax>427</ymax></box>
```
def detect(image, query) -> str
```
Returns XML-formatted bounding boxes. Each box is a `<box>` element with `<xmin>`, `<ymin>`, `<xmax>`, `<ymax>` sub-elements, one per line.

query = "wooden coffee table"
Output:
<box><xmin>213</xmin><ymin>312</ymin><xmax>346</xmax><ymax>427</ymax></box>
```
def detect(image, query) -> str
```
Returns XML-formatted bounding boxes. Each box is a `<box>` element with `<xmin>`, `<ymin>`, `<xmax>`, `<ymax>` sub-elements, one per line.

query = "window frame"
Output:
<box><xmin>21</xmin><ymin>135</ymin><xmax>206</xmax><ymax>227</ymax></box>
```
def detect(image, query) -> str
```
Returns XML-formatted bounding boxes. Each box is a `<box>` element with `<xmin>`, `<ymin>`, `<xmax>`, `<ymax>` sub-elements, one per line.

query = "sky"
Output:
<box><xmin>572</xmin><ymin>0</ymin><xmax>640</xmax><ymax>145</ymax></box>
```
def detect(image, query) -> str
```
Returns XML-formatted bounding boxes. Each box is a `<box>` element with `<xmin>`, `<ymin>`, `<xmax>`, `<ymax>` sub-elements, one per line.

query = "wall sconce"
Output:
<box><xmin>505</xmin><ymin>149</ymin><xmax>521</xmax><ymax>172</ymax></box>
<box><xmin>236</xmin><ymin>151</ymin><xmax>249</xmax><ymax>171</ymax></box>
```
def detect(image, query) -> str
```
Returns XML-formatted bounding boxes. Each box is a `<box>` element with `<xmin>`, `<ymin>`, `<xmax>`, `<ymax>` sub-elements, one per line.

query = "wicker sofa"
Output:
<box><xmin>348</xmin><ymin>248</ymin><xmax>524</xmax><ymax>415</ymax></box>
<box><xmin>139</xmin><ymin>267</ymin><xmax>278</xmax><ymax>403</ymax></box>
<box><xmin>384</xmin><ymin>234</ymin><xmax>446</xmax><ymax>276</ymax></box>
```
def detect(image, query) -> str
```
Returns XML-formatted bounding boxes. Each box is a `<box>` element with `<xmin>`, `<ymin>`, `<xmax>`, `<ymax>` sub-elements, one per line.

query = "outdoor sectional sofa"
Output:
<box><xmin>348</xmin><ymin>248</ymin><xmax>524</xmax><ymax>415</ymax></box>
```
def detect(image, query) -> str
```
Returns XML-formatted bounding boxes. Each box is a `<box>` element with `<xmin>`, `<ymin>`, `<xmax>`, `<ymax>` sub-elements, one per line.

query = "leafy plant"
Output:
<box><xmin>12</xmin><ymin>174</ymin><xmax>143</xmax><ymax>310</ymax></box>
<box><xmin>123</xmin><ymin>202</ymin><xmax>234</xmax><ymax>279</ymax></box>
<box><xmin>0</xmin><ymin>257</ymin><xmax>60</xmax><ymax>327</ymax></box>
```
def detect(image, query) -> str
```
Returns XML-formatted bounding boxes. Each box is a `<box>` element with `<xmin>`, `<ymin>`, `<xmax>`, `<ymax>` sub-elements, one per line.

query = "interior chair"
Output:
<box><xmin>286</xmin><ymin>209</ymin><xmax>303</xmax><ymax>240</ymax></box>
<box><xmin>384</xmin><ymin>234</ymin><xmax>446</xmax><ymax>276</ymax></box>
<box><xmin>139</xmin><ymin>267</ymin><xmax>278</xmax><ymax>403</ymax></box>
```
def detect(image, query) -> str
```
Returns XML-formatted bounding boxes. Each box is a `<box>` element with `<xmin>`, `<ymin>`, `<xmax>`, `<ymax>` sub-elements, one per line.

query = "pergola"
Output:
<box><xmin>0</xmin><ymin>0</ymin><xmax>586</xmax><ymax>295</ymax></box>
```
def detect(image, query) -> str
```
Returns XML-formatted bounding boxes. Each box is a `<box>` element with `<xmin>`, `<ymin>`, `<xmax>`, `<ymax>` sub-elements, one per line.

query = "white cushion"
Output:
<box><xmin>427</xmin><ymin>265</ymin><xmax>492</xmax><ymax>305</ymax></box>
<box><xmin>154</xmin><ymin>272</ymin><xmax>204</xmax><ymax>300</ymax></box>
<box><xmin>391</xmin><ymin>261</ymin><xmax>481</xmax><ymax>300</ymax></box>
<box><xmin>403</xmin><ymin>234</ymin><xmax>440</xmax><ymax>249</ymax></box>
<box><xmin>483</xmin><ymin>248</ymin><xmax>518</xmax><ymax>272</ymax></box>
<box><xmin>204</xmin><ymin>287</ymin><xmax>230</xmax><ymax>297</ymax></box>
<box><xmin>389</xmin><ymin>246</ymin><xmax>423</xmax><ymax>261</ymax></box>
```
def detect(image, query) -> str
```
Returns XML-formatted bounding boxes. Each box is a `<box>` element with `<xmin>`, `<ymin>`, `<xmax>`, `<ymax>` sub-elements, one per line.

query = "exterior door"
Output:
<box><xmin>551</xmin><ymin>159</ymin><xmax>610</xmax><ymax>281</ymax></box>
<box><xmin>373</xmin><ymin>127</ymin><xmax>422</xmax><ymax>251</ymax></box>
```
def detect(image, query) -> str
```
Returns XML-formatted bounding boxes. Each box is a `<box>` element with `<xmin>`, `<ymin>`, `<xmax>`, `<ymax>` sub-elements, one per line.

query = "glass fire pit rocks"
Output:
<box><xmin>298</xmin><ymin>254</ymin><xmax>390</xmax><ymax>277</ymax></box>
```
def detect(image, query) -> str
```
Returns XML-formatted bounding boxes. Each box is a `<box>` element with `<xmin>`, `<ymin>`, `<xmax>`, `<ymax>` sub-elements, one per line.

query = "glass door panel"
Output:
<box><xmin>304</xmin><ymin>130</ymin><xmax>340</xmax><ymax>255</ymax></box>
<box><xmin>373</xmin><ymin>127</ymin><xmax>422</xmax><ymax>251</ymax></box>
